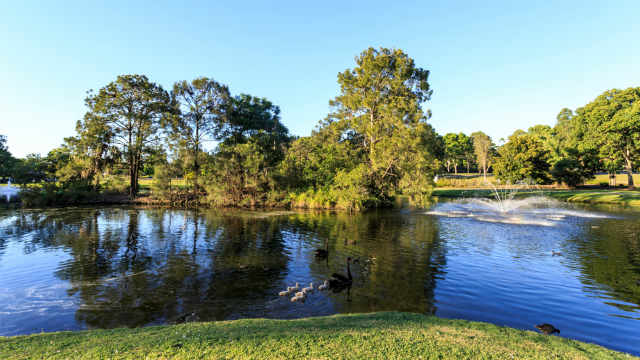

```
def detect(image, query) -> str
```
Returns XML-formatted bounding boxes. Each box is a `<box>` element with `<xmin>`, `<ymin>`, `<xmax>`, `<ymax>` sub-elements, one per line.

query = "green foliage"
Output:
<box><xmin>443</xmin><ymin>133</ymin><xmax>473</xmax><ymax>174</ymax></box>
<box><xmin>470</xmin><ymin>131</ymin><xmax>493</xmax><ymax>177</ymax></box>
<box><xmin>219</xmin><ymin>94</ymin><xmax>286</xmax><ymax>144</ymax></box>
<box><xmin>81</xmin><ymin>74</ymin><xmax>172</xmax><ymax>197</ymax></box>
<box><xmin>576</xmin><ymin>87</ymin><xmax>640</xmax><ymax>187</ymax></box>
<box><xmin>551</xmin><ymin>159</ymin><xmax>585</xmax><ymax>187</ymax></box>
<box><xmin>150</xmin><ymin>164</ymin><xmax>172</xmax><ymax>198</ymax></box>
<box><xmin>280</xmin><ymin>123</ymin><xmax>360</xmax><ymax>191</ymax></box>
<box><xmin>43</xmin><ymin>146</ymin><xmax>73</xmax><ymax>179</ymax></box>
<box><xmin>169</xmin><ymin>77</ymin><xmax>230</xmax><ymax>199</ymax></box>
<box><xmin>0</xmin><ymin>135</ymin><xmax>17</xmax><ymax>181</ymax></box>
<box><xmin>550</xmin><ymin>148</ymin><xmax>598</xmax><ymax>187</ymax></box>
<box><xmin>19</xmin><ymin>182</ymin><xmax>98</xmax><ymax>207</ymax></box>
<box><xmin>203</xmin><ymin>88</ymin><xmax>290</xmax><ymax>207</ymax></box>
<box><xmin>11</xmin><ymin>154</ymin><xmax>49</xmax><ymax>185</ymax></box>
<box><xmin>314</xmin><ymin>47</ymin><xmax>439</xmax><ymax>207</ymax></box>
<box><xmin>30</xmin><ymin>50</ymin><xmax>640</xmax><ymax>207</ymax></box>
<box><xmin>206</xmin><ymin>139</ymin><xmax>273</xmax><ymax>207</ymax></box>
<box><xmin>102</xmin><ymin>175</ymin><xmax>128</xmax><ymax>195</ymax></box>
<box><xmin>494</xmin><ymin>133</ymin><xmax>551</xmax><ymax>184</ymax></box>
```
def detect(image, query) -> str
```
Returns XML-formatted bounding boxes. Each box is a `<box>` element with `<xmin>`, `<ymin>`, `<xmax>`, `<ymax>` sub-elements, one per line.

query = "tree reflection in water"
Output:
<box><xmin>3</xmin><ymin>205</ymin><xmax>639</xmax><ymax>353</ymax></box>
<box><xmin>0</xmin><ymin>207</ymin><xmax>446</xmax><ymax>329</ymax></box>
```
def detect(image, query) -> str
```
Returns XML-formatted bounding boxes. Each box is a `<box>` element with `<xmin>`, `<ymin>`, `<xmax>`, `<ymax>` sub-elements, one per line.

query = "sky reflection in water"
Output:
<box><xmin>0</xmin><ymin>202</ymin><xmax>638</xmax><ymax>355</ymax></box>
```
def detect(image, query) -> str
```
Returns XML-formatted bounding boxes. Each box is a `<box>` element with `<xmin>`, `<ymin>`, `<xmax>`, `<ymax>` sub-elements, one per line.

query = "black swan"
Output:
<box><xmin>535</xmin><ymin>323</ymin><xmax>560</xmax><ymax>335</ymax></box>
<box><xmin>329</xmin><ymin>257</ymin><xmax>353</xmax><ymax>291</ymax></box>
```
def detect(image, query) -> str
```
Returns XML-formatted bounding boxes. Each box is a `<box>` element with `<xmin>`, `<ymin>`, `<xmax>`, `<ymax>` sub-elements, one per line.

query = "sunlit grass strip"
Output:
<box><xmin>433</xmin><ymin>189</ymin><xmax>640</xmax><ymax>207</ymax></box>
<box><xmin>435</xmin><ymin>174</ymin><xmax>640</xmax><ymax>188</ymax></box>
<box><xmin>0</xmin><ymin>312</ymin><xmax>634</xmax><ymax>359</ymax></box>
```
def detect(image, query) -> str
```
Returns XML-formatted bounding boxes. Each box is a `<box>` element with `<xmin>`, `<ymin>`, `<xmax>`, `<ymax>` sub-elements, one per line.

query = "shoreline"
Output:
<box><xmin>0</xmin><ymin>312</ymin><xmax>635</xmax><ymax>359</ymax></box>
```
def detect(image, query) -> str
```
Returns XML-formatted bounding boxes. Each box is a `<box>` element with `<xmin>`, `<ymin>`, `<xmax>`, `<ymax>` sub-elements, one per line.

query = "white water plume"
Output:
<box><xmin>426</xmin><ymin>196</ymin><xmax>610</xmax><ymax>227</ymax></box>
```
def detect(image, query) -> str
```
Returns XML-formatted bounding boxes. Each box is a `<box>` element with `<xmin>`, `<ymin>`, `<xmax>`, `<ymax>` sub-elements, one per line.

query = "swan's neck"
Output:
<box><xmin>347</xmin><ymin>261</ymin><xmax>352</xmax><ymax>280</ymax></box>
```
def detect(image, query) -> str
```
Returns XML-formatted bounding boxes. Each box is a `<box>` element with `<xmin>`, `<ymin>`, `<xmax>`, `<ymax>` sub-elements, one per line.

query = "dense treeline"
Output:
<box><xmin>3</xmin><ymin>48</ymin><xmax>441</xmax><ymax>210</ymax></box>
<box><xmin>440</xmin><ymin>87</ymin><xmax>640</xmax><ymax>188</ymax></box>
<box><xmin>2</xmin><ymin>48</ymin><xmax>638</xmax><ymax>209</ymax></box>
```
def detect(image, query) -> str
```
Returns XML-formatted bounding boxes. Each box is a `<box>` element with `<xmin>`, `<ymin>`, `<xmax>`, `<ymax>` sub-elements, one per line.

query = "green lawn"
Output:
<box><xmin>435</xmin><ymin>173</ymin><xmax>640</xmax><ymax>188</ymax></box>
<box><xmin>0</xmin><ymin>312</ymin><xmax>634</xmax><ymax>359</ymax></box>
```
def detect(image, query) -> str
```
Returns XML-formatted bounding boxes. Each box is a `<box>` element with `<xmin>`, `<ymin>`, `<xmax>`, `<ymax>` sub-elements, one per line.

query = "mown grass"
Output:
<box><xmin>435</xmin><ymin>173</ymin><xmax>640</xmax><ymax>189</ymax></box>
<box><xmin>0</xmin><ymin>312</ymin><xmax>634</xmax><ymax>360</ymax></box>
<box><xmin>545</xmin><ymin>190</ymin><xmax>640</xmax><ymax>207</ymax></box>
<box><xmin>138</xmin><ymin>177</ymin><xmax>188</xmax><ymax>188</ymax></box>
<box><xmin>433</xmin><ymin>188</ymin><xmax>640</xmax><ymax>207</ymax></box>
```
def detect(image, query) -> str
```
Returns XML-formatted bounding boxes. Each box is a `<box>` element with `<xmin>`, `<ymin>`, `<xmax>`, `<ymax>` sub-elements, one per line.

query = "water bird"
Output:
<box><xmin>551</xmin><ymin>250</ymin><xmax>562</xmax><ymax>256</ymax></box>
<box><xmin>301</xmin><ymin>282</ymin><xmax>314</xmax><ymax>294</ymax></box>
<box><xmin>318</xmin><ymin>280</ymin><xmax>330</xmax><ymax>291</ymax></box>
<box><xmin>291</xmin><ymin>282</ymin><xmax>300</xmax><ymax>291</ymax></box>
<box><xmin>315</xmin><ymin>240</ymin><xmax>329</xmax><ymax>259</ymax></box>
<box><xmin>535</xmin><ymin>323</ymin><xmax>560</xmax><ymax>335</ymax></box>
<box><xmin>279</xmin><ymin>287</ymin><xmax>293</xmax><ymax>296</ymax></box>
<box><xmin>329</xmin><ymin>257</ymin><xmax>353</xmax><ymax>291</ymax></box>
<box><xmin>291</xmin><ymin>295</ymin><xmax>304</xmax><ymax>302</ymax></box>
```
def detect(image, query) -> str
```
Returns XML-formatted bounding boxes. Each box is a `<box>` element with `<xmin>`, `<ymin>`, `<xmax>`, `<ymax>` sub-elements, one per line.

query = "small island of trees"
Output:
<box><xmin>1</xmin><ymin>47</ymin><xmax>639</xmax><ymax>209</ymax></box>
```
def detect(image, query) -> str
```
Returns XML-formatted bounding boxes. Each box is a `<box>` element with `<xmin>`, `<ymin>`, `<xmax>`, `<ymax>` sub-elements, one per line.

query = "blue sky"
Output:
<box><xmin>1</xmin><ymin>1</ymin><xmax>639</xmax><ymax>157</ymax></box>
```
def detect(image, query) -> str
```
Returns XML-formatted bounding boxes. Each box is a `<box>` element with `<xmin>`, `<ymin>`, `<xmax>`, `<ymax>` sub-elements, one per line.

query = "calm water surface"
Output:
<box><xmin>0</xmin><ymin>201</ymin><xmax>639</xmax><ymax>355</ymax></box>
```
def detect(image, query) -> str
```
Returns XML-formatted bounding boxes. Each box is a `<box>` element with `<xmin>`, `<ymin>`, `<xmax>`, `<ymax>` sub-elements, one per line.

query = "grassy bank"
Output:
<box><xmin>0</xmin><ymin>312</ymin><xmax>634</xmax><ymax>359</ymax></box>
<box><xmin>435</xmin><ymin>173</ymin><xmax>640</xmax><ymax>188</ymax></box>
<box><xmin>433</xmin><ymin>188</ymin><xmax>640</xmax><ymax>207</ymax></box>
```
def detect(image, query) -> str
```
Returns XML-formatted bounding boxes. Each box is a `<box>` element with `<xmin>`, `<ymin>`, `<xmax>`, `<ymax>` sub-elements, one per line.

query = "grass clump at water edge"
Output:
<box><xmin>0</xmin><ymin>312</ymin><xmax>635</xmax><ymax>359</ymax></box>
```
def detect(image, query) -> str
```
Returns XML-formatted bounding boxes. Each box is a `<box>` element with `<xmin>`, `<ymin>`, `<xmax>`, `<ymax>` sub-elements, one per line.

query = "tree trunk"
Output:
<box><xmin>625</xmin><ymin>148</ymin><xmax>635</xmax><ymax>188</ymax></box>
<box><xmin>129</xmin><ymin>161</ymin><xmax>136</xmax><ymax>198</ymax></box>
<box><xmin>128</xmin><ymin>131</ymin><xmax>135</xmax><ymax>198</ymax></box>
<box><xmin>454</xmin><ymin>163</ymin><xmax>458</xmax><ymax>175</ymax></box>
<box><xmin>194</xmin><ymin>120</ymin><xmax>200</xmax><ymax>206</ymax></box>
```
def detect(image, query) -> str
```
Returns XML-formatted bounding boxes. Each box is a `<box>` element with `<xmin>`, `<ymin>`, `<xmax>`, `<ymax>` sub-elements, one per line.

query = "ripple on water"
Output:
<box><xmin>0</xmin><ymin>205</ymin><xmax>638</xmax><ymax>355</ymax></box>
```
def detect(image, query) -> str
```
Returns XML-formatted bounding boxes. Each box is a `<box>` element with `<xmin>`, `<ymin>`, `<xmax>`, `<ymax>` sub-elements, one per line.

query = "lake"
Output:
<box><xmin>0</xmin><ymin>200</ymin><xmax>639</xmax><ymax>355</ymax></box>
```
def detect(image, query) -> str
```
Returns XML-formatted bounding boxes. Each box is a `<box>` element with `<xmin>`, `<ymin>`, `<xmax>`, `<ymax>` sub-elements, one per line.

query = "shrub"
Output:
<box><xmin>151</xmin><ymin>165</ymin><xmax>172</xmax><ymax>199</ymax></box>
<box><xmin>103</xmin><ymin>175</ymin><xmax>128</xmax><ymax>194</ymax></box>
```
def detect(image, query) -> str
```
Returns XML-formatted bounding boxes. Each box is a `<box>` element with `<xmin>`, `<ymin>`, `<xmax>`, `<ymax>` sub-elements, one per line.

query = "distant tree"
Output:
<box><xmin>527</xmin><ymin>125</ymin><xmax>562</xmax><ymax>164</ymax></box>
<box><xmin>554</xmin><ymin>108</ymin><xmax>576</xmax><ymax>149</ymax></box>
<box><xmin>81</xmin><ymin>75</ymin><xmax>171</xmax><ymax>197</ymax></box>
<box><xmin>169</xmin><ymin>77</ymin><xmax>230</xmax><ymax>201</ymax></box>
<box><xmin>141</xmin><ymin>142</ymin><xmax>168</xmax><ymax>177</ymax></box>
<box><xmin>494</xmin><ymin>133</ymin><xmax>551</xmax><ymax>184</ymax></box>
<box><xmin>550</xmin><ymin>147</ymin><xmax>598</xmax><ymax>188</ymax></box>
<box><xmin>151</xmin><ymin>163</ymin><xmax>172</xmax><ymax>198</ymax></box>
<box><xmin>43</xmin><ymin>145</ymin><xmax>73</xmax><ymax>180</ymax></box>
<box><xmin>578</xmin><ymin>87</ymin><xmax>640</xmax><ymax>188</ymax></box>
<box><xmin>470</xmin><ymin>131</ymin><xmax>493</xmax><ymax>179</ymax></box>
<box><xmin>0</xmin><ymin>135</ymin><xmax>17</xmax><ymax>181</ymax></box>
<box><xmin>11</xmin><ymin>154</ymin><xmax>48</xmax><ymax>185</ymax></box>
<box><xmin>443</xmin><ymin>133</ymin><xmax>472</xmax><ymax>174</ymax></box>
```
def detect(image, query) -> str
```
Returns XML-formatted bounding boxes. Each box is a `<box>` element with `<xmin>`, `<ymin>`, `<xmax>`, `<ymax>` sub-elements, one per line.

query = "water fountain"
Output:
<box><xmin>0</xmin><ymin>179</ymin><xmax>19</xmax><ymax>203</ymax></box>
<box><xmin>427</xmin><ymin>181</ymin><xmax>609</xmax><ymax>226</ymax></box>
